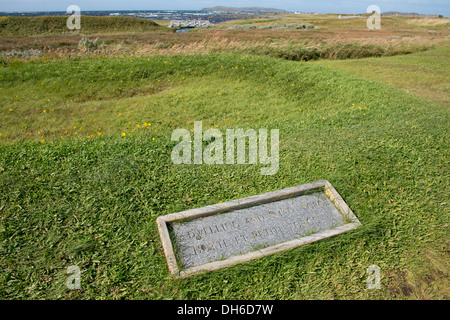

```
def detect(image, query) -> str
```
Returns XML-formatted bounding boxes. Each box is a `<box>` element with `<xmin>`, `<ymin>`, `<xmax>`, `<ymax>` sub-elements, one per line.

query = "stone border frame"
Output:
<box><xmin>156</xmin><ymin>180</ymin><xmax>361</xmax><ymax>278</ymax></box>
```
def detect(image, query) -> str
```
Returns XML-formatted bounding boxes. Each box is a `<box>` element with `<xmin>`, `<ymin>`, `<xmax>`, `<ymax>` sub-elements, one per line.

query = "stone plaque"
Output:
<box><xmin>157</xmin><ymin>180</ymin><xmax>361</xmax><ymax>277</ymax></box>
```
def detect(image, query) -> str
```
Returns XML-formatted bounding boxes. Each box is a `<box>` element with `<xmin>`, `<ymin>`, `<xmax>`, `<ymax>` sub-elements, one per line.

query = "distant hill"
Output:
<box><xmin>203</xmin><ymin>6</ymin><xmax>288</xmax><ymax>14</ymax></box>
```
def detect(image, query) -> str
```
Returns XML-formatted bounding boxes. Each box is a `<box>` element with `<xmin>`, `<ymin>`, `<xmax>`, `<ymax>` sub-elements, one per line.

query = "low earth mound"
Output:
<box><xmin>0</xmin><ymin>16</ymin><xmax>172</xmax><ymax>36</ymax></box>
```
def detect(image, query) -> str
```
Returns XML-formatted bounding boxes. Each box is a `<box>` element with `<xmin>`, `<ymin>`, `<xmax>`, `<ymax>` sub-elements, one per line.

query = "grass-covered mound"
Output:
<box><xmin>0</xmin><ymin>16</ymin><xmax>172</xmax><ymax>36</ymax></box>
<box><xmin>0</xmin><ymin>54</ymin><xmax>448</xmax><ymax>299</ymax></box>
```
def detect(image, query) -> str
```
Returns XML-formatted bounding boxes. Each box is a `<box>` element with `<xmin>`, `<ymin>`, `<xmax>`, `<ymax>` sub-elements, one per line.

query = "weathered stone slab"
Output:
<box><xmin>157</xmin><ymin>180</ymin><xmax>361</xmax><ymax>277</ymax></box>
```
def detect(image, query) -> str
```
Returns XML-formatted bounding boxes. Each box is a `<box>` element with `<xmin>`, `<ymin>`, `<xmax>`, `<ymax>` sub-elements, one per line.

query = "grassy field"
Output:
<box><xmin>1</xmin><ymin>53</ymin><xmax>448</xmax><ymax>299</ymax></box>
<box><xmin>0</xmin><ymin>16</ymin><xmax>172</xmax><ymax>36</ymax></box>
<box><xmin>1</xmin><ymin>15</ymin><xmax>448</xmax><ymax>59</ymax></box>
<box><xmin>313</xmin><ymin>46</ymin><xmax>450</xmax><ymax>107</ymax></box>
<box><xmin>0</xmin><ymin>15</ymin><xmax>449</xmax><ymax>300</ymax></box>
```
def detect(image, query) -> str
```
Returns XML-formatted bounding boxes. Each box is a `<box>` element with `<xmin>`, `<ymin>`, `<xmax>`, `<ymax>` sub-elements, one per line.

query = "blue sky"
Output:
<box><xmin>0</xmin><ymin>0</ymin><xmax>448</xmax><ymax>16</ymax></box>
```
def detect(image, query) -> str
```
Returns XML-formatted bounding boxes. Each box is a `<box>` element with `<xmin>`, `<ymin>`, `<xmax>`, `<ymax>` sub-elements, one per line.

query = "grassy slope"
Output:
<box><xmin>0</xmin><ymin>54</ymin><xmax>448</xmax><ymax>299</ymax></box>
<box><xmin>220</xmin><ymin>14</ymin><xmax>450</xmax><ymax>30</ymax></box>
<box><xmin>313</xmin><ymin>46</ymin><xmax>450</xmax><ymax>107</ymax></box>
<box><xmin>0</xmin><ymin>16</ymin><xmax>172</xmax><ymax>36</ymax></box>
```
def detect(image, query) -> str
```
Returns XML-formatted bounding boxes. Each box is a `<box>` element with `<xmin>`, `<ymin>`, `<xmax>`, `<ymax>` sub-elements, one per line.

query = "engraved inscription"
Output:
<box><xmin>171</xmin><ymin>192</ymin><xmax>345</xmax><ymax>269</ymax></box>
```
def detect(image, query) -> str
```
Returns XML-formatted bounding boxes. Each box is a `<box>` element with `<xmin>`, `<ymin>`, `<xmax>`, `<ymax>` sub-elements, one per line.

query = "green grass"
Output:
<box><xmin>277</xmin><ymin>14</ymin><xmax>450</xmax><ymax>31</ymax></box>
<box><xmin>0</xmin><ymin>16</ymin><xmax>172</xmax><ymax>36</ymax></box>
<box><xmin>313</xmin><ymin>46</ymin><xmax>450</xmax><ymax>107</ymax></box>
<box><xmin>0</xmin><ymin>54</ymin><xmax>448</xmax><ymax>299</ymax></box>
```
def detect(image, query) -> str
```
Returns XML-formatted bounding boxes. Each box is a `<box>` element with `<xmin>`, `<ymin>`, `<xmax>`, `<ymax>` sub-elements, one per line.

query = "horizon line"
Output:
<box><xmin>0</xmin><ymin>9</ymin><xmax>444</xmax><ymax>16</ymax></box>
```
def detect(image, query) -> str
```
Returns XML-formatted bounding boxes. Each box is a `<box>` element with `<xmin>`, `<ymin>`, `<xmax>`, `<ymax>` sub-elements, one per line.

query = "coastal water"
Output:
<box><xmin>175</xmin><ymin>28</ymin><xmax>192</xmax><ymax>33</ymax></box>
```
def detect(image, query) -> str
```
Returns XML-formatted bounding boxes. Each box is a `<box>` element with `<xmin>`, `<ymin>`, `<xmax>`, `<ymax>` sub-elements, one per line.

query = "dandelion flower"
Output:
<box><xmin>121</xmin><ymin>132</ymin><xmax>126</xmax><ymax>136</ymax></box>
